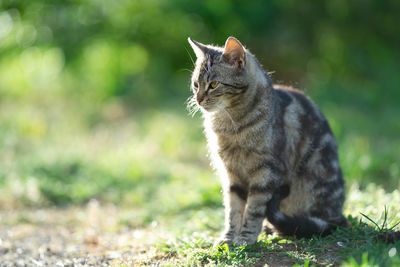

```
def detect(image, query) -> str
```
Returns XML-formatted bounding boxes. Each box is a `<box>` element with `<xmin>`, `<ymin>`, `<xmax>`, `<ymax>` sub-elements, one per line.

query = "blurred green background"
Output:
<box><xmin>0</xmin><ymin>0</ymin><xmax>399</xmax><ymax>223</ymax></box>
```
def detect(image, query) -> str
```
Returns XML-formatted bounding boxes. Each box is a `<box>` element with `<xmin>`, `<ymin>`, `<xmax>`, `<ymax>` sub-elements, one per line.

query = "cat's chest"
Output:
<box><xmin>218</xmin><ymin>136</ymin><xmax>248</xmax><ymax>160</ymax></box>
<box><xmin>215</xmin><ymin>133</ymin><xmax>267</xmax><ymax>170</ymax></box>
<box><xmin>205</xmin><ymin>116</ymin><xmax>270</xmax><ymax>176</ymax></box>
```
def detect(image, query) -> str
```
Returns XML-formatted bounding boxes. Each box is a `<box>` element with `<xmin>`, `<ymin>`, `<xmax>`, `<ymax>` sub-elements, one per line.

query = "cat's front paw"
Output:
<box><xmin>233</xmin><ymin>235</ymin><xmax>257</xmax><ymax>246</ymax></box>
<box><xmin>213</xmin><ymin>236</ymin><xmax>233</xmax><ymax>248</ymax></box>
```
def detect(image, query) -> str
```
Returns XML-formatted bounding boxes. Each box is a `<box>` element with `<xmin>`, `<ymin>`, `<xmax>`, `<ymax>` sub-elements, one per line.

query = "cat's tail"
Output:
<box><xmin>266</xmin><ymin>188</ymin><xmax>347</xmax><ymax>238</ymax></box>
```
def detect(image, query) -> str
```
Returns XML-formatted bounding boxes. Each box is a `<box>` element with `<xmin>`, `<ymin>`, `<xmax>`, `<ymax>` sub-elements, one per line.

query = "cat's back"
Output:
<box><xmin>273</xmin><ymin>84</ymin><xmax>332</xmax><ymax>138</ymax></box>
<box><xmin>273</xmin><ymin>84</ymin><xmax>323</xmax><ymax>120</ymax></box>
<box><xmin>272</xmin><ymin>84</ymin><xmax>338</xmax><ymax>175</ymax></box>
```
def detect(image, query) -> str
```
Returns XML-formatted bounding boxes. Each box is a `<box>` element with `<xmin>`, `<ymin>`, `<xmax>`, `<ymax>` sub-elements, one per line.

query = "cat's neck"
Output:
<box><xmin>246</xmin><ymin>52</ymin><xmax>270</xmax><ymax>90</ymax></box>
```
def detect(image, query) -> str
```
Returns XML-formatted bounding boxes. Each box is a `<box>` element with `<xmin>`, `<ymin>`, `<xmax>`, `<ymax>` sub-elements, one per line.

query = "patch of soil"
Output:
<box><xmin>0</xmin><ymin>203</ymin><xmax>160</xmax><ymax>266</ymax></box>
<box><xmin>376</xmin><ymin>232</ymin><xmax>400</xmax><ymax>243</ymax></box>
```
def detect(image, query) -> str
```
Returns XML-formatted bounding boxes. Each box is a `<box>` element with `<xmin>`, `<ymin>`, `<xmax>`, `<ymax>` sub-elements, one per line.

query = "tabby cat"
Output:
<box><xmin>187</xmin><ymin>36</ymin><xmax>347</xmax><ymax>246</ymax></box>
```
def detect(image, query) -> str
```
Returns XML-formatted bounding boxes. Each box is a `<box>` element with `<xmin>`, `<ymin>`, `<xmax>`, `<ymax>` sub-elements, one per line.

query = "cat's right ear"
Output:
<box><xmin>222</xmin><ymin>37</ymin><xmax>245</xmax><ymax>70</ymax></box>
<box><xmin>188</xmin><ymin>37</ymin><xmax>208</xmax><ymax>59</ymax></box>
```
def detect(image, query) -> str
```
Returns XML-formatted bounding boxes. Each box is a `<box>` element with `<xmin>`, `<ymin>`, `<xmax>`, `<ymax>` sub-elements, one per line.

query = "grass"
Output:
<box><xmin>0</xmin><ymin>87</ymin><xmax>400</xmax><ymax>265</ymax></box>
<box><xmin>135</xmin><ymin>186</ymin><xmax>400</xmax><ymax>266</ymax></box>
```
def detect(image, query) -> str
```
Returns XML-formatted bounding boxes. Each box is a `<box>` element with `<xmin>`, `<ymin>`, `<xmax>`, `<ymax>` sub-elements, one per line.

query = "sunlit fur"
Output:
<box><xmin>188</xmin><ymin>37</ymin><xmax>347</xmax><ymax>246</ymax></box>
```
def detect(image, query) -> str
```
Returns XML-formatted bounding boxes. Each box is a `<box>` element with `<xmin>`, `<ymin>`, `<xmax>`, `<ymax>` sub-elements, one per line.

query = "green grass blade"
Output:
<box><xmin>360</xmin><ymin>212</ymin><xmax>381</xmax><ymax>230</ymax></box>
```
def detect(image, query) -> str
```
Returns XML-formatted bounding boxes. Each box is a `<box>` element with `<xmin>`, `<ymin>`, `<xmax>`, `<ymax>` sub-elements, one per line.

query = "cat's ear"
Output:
<box><xmin>188</xmin><ymin>37</ymin><xmax>208</xmax><ymax>59</ymax></box>
<box><xmin>223</xmin><ymin>36</ymin><xmax>245</xmax><ymax>69</ymax></box>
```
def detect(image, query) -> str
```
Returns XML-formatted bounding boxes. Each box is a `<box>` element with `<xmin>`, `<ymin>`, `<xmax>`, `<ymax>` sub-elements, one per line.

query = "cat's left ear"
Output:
<box><xmin>223</xmin><ymin>37</ymin><xmax>245</xmax><ymax>69</ymax></box>
<box><xmin>188</xmin><ymin>37</ymin><xmax>208</xmax><ymax>59</ymax></box>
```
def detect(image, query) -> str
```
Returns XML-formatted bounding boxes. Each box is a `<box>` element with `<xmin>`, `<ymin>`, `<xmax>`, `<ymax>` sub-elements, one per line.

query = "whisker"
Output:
<box><xmin>178</xmin><ymin>68</ymin><xmax>194</xmax><ymax>74</ymax></box>
<box><xmin>185</xmin><ymin>47</ymin><xmax>196</xmax><ymax>68</ymax></box>
<box><xmin>186</xmin><ymin>96</ymin><xmax>200</xmax><ymax>117</ymax></box>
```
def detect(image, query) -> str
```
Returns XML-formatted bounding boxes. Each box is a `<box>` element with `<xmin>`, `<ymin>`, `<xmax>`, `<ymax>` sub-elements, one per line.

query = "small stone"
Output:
<box><xmin>16</xmin><ymin>259</ymin><xmax>25</xmax><ymax>267</ymax></box>
<box><xmin>389</xmin><ymin>247</ymin><xmax>397</xmax><ymax>257</ymax></box>
<box><xmin>108</xmin><ymin>251</ymin><xmax>122</xmax><ymax>259</ymax></box>
<box><xmin>31</xmin><ymin>258</ymin><xmax>43</xmax><ymax>266</ymax></box>
<box><xmin>0</xmin><ymin>248</ymin><xmax>9</xmax><ymax>255</ymax></box>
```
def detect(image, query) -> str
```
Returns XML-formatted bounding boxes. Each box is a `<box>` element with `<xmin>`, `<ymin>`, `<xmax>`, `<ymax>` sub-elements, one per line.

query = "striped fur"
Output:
<box><xmin>188</xmin><ymin>37</ymin><xmax>346</xmax><ymax>246</ymax></box>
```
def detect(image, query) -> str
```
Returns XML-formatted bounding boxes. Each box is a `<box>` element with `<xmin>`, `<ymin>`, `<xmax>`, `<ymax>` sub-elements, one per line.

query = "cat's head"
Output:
<box><xmin>188</xmin><ymin>37</ymin><xmax>260</xmax><ymax>113</ymax></box>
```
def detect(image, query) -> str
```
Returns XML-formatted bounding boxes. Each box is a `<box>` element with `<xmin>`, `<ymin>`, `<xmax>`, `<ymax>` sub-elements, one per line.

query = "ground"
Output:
<box><xmin>1</xmin><ymin>184</ymin><xmax>400</xmax><ymax>267</ymax></box>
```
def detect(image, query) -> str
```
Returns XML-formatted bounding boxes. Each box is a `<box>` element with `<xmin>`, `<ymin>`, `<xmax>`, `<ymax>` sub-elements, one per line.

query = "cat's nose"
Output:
<box><xmin>196</xmin><ymin>92</ymin><xmax>205</xmax><ymax>103</ymax></box>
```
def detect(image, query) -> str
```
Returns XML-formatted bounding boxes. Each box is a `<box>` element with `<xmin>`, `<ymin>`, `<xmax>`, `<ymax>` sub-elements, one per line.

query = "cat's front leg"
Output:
<box><xmin>214</xmin><ymin>184</ymin><xmax>246</xmax><ymax>247</ymax></box>
<box><xmin>234</xmin><ymin>178</ymin><xmax>275</xmax><ymax>246</ymax></box>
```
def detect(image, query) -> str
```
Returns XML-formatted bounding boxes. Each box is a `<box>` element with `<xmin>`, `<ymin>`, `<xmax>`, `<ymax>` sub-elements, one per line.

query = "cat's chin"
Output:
<box><xmin>199</xmin><ymin>105</ymin><xmax>219</xmax><ymax>113</ymax></box>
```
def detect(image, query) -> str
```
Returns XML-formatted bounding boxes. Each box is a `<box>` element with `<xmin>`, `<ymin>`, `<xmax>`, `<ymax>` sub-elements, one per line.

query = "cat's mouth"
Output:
<box><xmin>198</xmin><ymin>99</ymin><xmax>219</xmax><ymax>112</ymax></box>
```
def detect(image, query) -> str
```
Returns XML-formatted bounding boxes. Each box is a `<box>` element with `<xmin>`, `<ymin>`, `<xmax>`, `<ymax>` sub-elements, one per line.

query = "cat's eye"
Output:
<box><xmin>193</xmin><ymin>81</ymin><xmax>199</xmax><ymax>89</ymax></box>
<box><xmin>209</xmin><ymin>81</ymin><xmax>219</xmax><ymax>89</ymax></box>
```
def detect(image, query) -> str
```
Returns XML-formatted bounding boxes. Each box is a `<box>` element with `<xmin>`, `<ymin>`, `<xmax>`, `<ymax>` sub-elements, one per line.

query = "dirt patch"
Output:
<box><xmin>253</xmin><ymin>240</ymin><xmax>343</xmax><ymax>266</ymax></box>
<box><xmin>376</xmin><ymin>232</ymin><xmax>400</xmax><ymax>244</ymax></box>
<box><xmin>0</xmin><ymin>203</ymin><xmax>160</xmax><ymax>266</ymax></box>
<box><xmin>254</xmin><ymin>251</ymin><xmax>297</xmax><ymax>267</ymax></box>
